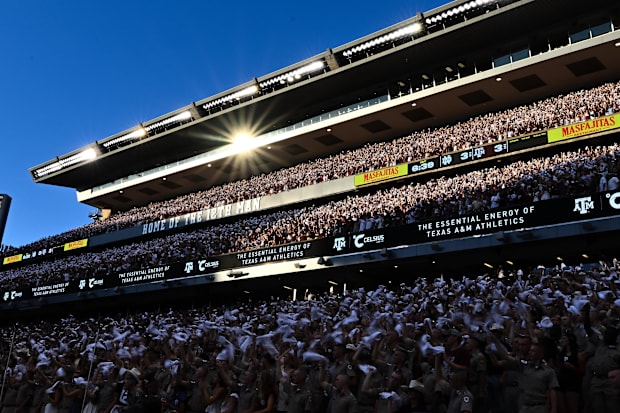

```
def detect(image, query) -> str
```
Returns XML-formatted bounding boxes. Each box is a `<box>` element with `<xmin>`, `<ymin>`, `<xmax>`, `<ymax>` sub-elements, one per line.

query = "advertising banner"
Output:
<box><xmin>547</xmin><ymin>114</ymin><xmax>620</xmax><ymax>143</ymax></box>
<box><xmin>64</xmin><ymin>239</ymin><xmax>88</xmax><ymax>251</ymax></box>
<box><xmin>3</xmin><ymin>190</ymin><xmax>620</xmax><ymax>304</ymax></box>
<box><xmin>354</xmin><ymin>164</ymin><xmax>408</xmax><ymax>187</ymax></box>
<box><xmin>3</xmin><ymin>254</ymin><xmax>22</xmax><ymax>265</ymax></box>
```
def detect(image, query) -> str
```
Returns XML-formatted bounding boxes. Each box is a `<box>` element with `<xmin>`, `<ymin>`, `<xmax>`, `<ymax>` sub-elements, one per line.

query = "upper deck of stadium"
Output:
<box><xmin>30</xmin><ymin>0</ymin><xmax>620</xmax><ymax>211</ymax></box>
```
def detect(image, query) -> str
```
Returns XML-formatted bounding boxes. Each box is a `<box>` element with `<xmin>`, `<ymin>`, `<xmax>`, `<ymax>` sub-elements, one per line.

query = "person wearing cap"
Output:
<box><xmin>383</xmin><ymin>348</ymin><xmax>412</xmax><ymax>389</ymax></box>
<box><xmin>110</xmin><ymin>368</ymin><xmax>143</xmax><ymax>413</ymax></box>
<box><xmin>443</xmin><ymin>330</ymin><xmax>469</xmax><ymax>379</ymax></box>
<box><xmin>218</xmin><ymin>385</ymin><xmax>239</xmax><ymax>413</ymax></box>
<box><xmin>435</xmin><ymin>354</ymin><xmax>473</xmax><ymax>413</ymax></box>
<box><xmin>343</xmin><ymin>344</ymin><xmax>362</xmax><ymax>395</ymax></box>
<box><xmin>378</xmin><ymin>331</ymin><xmax>402</xmax><ymax>370</ymax></box>
<box><xmin>489</xmin><ymin>334</ymin><xmax>557</xmax><ymax>413</ymax></box>
<box><xmin>328</xmin><ymin>344</ymin><xmax>357</xmax><ymax>386</ymax></box>
<box><xmin>282</xmin><ymin>369</ymin><xmax>312</xmax><ymax>413</ymax></box>
<box><xmin>405</xmin><ymin>380</ymin><xmax>429</xmax><ymax>413</ymax></box>
<box><xmin>361</xmin><ymin>368</ymin><xmax>406</xmax><ymax>413</ymax></box>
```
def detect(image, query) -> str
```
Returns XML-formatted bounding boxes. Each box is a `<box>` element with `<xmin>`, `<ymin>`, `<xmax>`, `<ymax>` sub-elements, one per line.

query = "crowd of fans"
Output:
<box><xmin>1</xmin><ymin>261</ymin><xmax>619</xmax><ymax>413</ymax></box>
<box><xmin>3</xmin><ymin>80</ymin><xmax>619</xmax><ymax>257</ymax></box>
<box><xmin>1</xmin><ymin>142</ymin><xmax>619</xmax><ymax>291</ymax></box>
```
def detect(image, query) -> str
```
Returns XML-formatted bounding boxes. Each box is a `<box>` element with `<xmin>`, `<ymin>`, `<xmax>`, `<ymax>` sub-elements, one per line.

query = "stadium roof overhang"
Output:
<box><xmin>29</xmin><ymin>0</ymin><xmax>620</xmax><ymax>211</ymax></box>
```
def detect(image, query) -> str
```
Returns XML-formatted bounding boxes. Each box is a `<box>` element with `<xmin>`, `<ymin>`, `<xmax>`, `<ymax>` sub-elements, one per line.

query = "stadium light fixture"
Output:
<box><xmin>31</xmin><ymin>147</ymin><xmax>101</xmax><ymax>178</ymax></box>
<box><xmin>33</xmin><ymin>162</ymin><xmax>63</xmax><ymax>178</ymax></box>
<box><xmin>202</xmin><ymin>85</ymin><xmax>259</xmax><ymax>110</ymax></box>
<box><xmin>102</xmin><ymin>127</ymin><xmax>147</xmax><ymax>149</ymax></box>
<box><xmin>144</xmin><ymin>110</ymin><xmax>192</xmax><ymax>132</ymax></box>
<box><xmin>59</xmin><ymin>148</ymin><xmax>97</xmax><ymax>167</ymax></box>
<box><xmin>425</xmin><ymin>0</ymin><xmax>497</xmax><ymax>25</ymax></box>
<box><xmin>483</xmin><ymin>262</ymin><xmax>493</xmax><ymax>268</ymax></box>
<box><xmin>342</xmin><ymin>22</ymin><xmax>423</xmax><ymax>58</ymax></box>
<box><xmin>259</xmin><ymin>61</ymin><xmax>325</xmax><ymax>88</ymax></box>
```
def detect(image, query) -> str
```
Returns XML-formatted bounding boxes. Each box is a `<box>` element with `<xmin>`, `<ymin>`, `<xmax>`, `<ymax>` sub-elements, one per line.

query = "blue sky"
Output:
<box><xmin>0</xmin><ymin>0</ymin><xmax>443</xmax><ymax>248</ymax></box>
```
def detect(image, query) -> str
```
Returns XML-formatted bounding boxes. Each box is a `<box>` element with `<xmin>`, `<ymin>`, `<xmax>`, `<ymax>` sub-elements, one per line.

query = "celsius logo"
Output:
<box><xmin>3</xmin><ymin>291</ymin><xmax>22</xmax><ymax>300</ymax></box>
<box><xmin>606</xmin><ymin>192</ymin><xmax>620</xmax><ymax>210</ymax></box>
<box><xmin>353</xmin><ymin>234</ymin><xmax>385</xmax><ymax>248</ymax></box>
<box><xmin>573</xmin><ymin>196</ymin><xmax>594</xmax><ymax>214</ymax></box>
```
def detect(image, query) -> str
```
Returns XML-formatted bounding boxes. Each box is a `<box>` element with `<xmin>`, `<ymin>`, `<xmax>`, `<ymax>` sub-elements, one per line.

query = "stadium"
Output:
<box><xmin>2</xmin><ymin>0</ymin><xmax>620</xmax><ymax>412</ymax></box>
